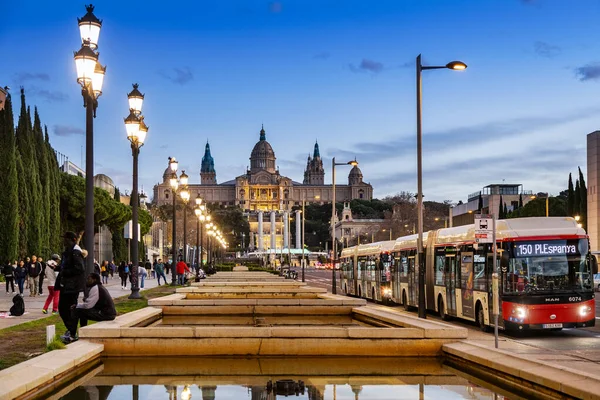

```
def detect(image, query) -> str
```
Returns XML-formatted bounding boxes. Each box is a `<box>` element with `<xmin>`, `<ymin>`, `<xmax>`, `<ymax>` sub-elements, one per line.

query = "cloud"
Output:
<box><xmin>519</xmin><ymin>0</ymin><xmax>536</xmax><ymax>4</ymax></box>
<box><xmin>575</xmin><ymin>63</ymin><xmax>600</xmax><ymax>81</ymax></box>
<box><xmin>53</xmin><ymin>124</ymin><xmax>84</xmax><ymax>137</ymax></box>
<box><xmin>313</xmin><ymin>52</ymin><xmax>330</xmax><ymax>60</ymax></box>
<box><xmin>13</xmin><ymin>72</ymin><xmax>50</xmax><ymax>84</ymax></box>
<box><xmin>534</xmin><ymin>41</ymin><xmax>561</xmax><ymax>58</ymax></box>
<box><xmin>269</xmin><ymin>1</ymin><xmax>282</xmax><ymax>13</ymax></box>
<box><xmin>29</xmin><ymin>87</ymin><xmax>68</xmax><ymax>102</ymax></box>
<box><xmin>160</xmin><ymin>144</ymin><xmax>169</xmax><ymax>149</ymax></box>
<box><xmin>349</xmin><ymin>58</ymin><xmax>384</xmax><ymax>73</ymax></box>
<box><xmin>159</xmin><ymin>67</ymin><xmax>194</xmax><ymax>85</ymax></box>
<box><xmin>326</xmin><ymin>106</ymin><xmax>600</xmax><ymax>165</ymax></box>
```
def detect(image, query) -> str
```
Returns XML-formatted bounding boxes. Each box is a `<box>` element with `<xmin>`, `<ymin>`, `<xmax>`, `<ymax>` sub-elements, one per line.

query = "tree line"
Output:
<box><xmin>0</xmin><ymin>89</ymin><xmax>151</xmax><ymax>262</ymax></box>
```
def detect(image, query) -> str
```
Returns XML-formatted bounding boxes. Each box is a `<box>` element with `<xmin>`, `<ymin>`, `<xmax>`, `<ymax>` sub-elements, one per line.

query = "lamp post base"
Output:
<box><xmin>128</xmin><ymin>288</ymin><xmax>142</xmax><ymax>300</ymax></box>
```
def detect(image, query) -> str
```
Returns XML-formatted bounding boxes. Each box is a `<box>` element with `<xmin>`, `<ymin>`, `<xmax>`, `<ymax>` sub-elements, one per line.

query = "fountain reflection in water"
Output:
<box><xmin>48</xmin><ymin>356</ymin><xmax>540</xmax><ymax>400</ymax></box>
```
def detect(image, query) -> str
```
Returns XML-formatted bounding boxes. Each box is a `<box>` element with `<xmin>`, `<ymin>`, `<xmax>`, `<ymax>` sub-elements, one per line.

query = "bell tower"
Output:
<box><xmin>200</xmin><ymin>141</ymin><xmax>217</xmax><ymax>184</ymax></box>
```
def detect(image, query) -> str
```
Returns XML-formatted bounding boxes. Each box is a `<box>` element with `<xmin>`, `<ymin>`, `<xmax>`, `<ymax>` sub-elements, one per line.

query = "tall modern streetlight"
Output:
<box><xmin>124</xmin><ymin>83</ymin><xmax>147</xmax><ymax>299</ymax></box>
<box><xmin>74</xmin><ymin>4</ymin><xmax>105</xmax><ymax>275</ymax></box>
<box><xmin>331</xmin><ymin>157</ymin><xmax>358</xmax><ymax>294</ymax></box>
<box><xmin>416</xmin><ymin>54</ymin><xmax>467</xmax><ymax>318</ymax></box>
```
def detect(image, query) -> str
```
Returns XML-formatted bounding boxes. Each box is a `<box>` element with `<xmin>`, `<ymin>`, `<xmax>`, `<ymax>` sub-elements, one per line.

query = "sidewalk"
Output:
<box><xmin>0</xmin><ymin>274</ymin><xmax>165</xmax><ymax>330</ymax></box>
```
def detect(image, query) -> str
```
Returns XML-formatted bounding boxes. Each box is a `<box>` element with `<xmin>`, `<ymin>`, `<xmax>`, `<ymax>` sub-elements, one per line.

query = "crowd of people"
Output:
<box><xmin>1</xmin><ymin>231</ymin><xmax>210</xmax><ymax>344</ymax></box>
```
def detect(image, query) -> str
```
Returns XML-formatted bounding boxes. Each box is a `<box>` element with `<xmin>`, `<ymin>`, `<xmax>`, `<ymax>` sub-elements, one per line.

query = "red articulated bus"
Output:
<box><xmin>340</xmin><ymin>217</ymin><xmax>597</xmax><ymax>331</ymax></box>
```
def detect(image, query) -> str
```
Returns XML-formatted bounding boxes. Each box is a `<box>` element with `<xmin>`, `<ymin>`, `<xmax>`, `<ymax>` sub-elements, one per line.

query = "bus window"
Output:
<box><xmin>435</xmin><ymin>255</ymin><xmax>444</xmax><ymax>285</ymax></box>
<box><xmin>401</xmin><ymin>256</ymin><xmax>408</xmax><ymax>278</ymax></box>
<box><xmin>473</xmin><ymin>254</ymin><xmax>486</xmax><ymax>291</ymax></box>
<box><xmin>381</xmin><ymin>253</ymin><xmax>392</xmax><ymax>283</ymax></box>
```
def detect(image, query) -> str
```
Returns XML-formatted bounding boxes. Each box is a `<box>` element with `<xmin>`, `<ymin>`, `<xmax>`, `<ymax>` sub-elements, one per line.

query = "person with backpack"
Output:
<box><xmin>3</xmin><ymin>260</ymin><xmax>15</xmax><ymax>295</ymax></box>
<box><xmin>14</xmin><ymin>260</ymin><xmax>27</xmax><ymax>296</ymax></box>
<box><xmin>58</xmin><ymin>231</ymin><xmax>86</xmax><ymax>344</ymax></box>
<box><xmin>118</xmin><ymin>261</ymin><xmax>129</xmax><ymax>289</ymax></box>
<box><xmin>100</xmin><ymin>261</ymin><xmax>109</xmax><ymax>284</ymax></box>
<box><xmin>42</xmin><ymin>254</ymin><xmax>61</xmax><ymax>315</ymax></box>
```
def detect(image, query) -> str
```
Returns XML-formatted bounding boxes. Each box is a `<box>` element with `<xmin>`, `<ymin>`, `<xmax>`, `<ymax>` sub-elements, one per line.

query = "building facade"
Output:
<box><xmin>153</xmin><ymin>126</ymin><xmax>374</xmax><ymax>250</ymax></box>
<box><xmin>587</xmin><ymin>131</ymin><xmax>600</xmax><ymax>252</ymax></box>
<box><xmin>451</xmin><ymin>183</ymin><xmax>534</xmax><ymax>227</ymax></box>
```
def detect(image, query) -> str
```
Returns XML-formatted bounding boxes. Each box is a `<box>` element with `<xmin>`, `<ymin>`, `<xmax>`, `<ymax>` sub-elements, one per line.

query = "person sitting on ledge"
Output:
<box><xmin>69</xmin><ymin>272</ymin><xmax>116</xmax><ymax>341</ymax></box>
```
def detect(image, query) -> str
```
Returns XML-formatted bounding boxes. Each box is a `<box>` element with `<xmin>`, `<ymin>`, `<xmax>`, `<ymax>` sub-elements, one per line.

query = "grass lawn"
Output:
<box><xmin>0</xmin><ymin>285</ymin><xmax>176</xmax><ymax>370</ymax></box>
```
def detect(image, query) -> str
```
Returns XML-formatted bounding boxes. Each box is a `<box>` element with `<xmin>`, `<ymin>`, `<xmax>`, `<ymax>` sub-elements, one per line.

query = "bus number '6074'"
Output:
<box><xmin>569</xmin><ymin>297</ymin><xmax>582</xmax><ymax>302</ymax></box>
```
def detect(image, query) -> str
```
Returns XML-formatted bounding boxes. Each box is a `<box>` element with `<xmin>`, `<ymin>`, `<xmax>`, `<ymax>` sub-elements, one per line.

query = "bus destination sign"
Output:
<box><xmin>515</xmin><ymin>241</ymin><xmax>578</xmax><ymax>257</ymax></box>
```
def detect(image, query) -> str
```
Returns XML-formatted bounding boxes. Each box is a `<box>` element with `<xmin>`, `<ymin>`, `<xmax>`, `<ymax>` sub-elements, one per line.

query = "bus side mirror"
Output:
<box><xmin>591</xmin><ymin>255</ymin><xmax>598</xmax><ymax>275</ymax></box>
<box><xmin>500</xmin><ymin>251</ymin><xmax>509</xmax><ymax>272</ymax></box>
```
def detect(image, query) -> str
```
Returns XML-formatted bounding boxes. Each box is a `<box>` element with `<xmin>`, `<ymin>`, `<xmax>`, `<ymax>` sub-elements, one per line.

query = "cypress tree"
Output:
<box><xmin>518</xmin><ymin>193</ymin><xmax>523</xmax><ymax>209</ymax></box>
<box><xmin>45</xmin><ymin>125</ymin><xmax>62</xmax><ymax>253</ymax></box>
<box><xmin>15</xmin><ymin>154</ymin><xmax>29</xmax><ymax>259</ymax></box>
<box><xmin>34</xmin><ymin>108</ymin><xmax>50</xmax><ymax>256</ymax></box>
<box><xmin>112</xmin><ymin>187</ymin><xmax>127</xmax><ymax>262</ymax></box>
<box><xmin>503</xmin><ymin>203</ymin><xmax>508</xmax><ymax>219</ymax></box>
<box><xmin>478</xmin><ymin>194</ymin><xmax>483</xmax><ymax>211</ymax></box>
<box><xmin>567</xmin><ymin>173</ymin><xmax>574</xmax><ymax>216</ymax></box>
<box><xmin>15</xmin><ymin>89</ymin><xmax>42</xmax><ymax>255</ymax></box>
<box><xmin>0</xmin><ymin>92</ymin><xmax>20</xmax><ymax>262</ymax></box>
<box><xmin>574</xmin><ymin>180</ymin><xmax>581</xmax><ymax>217</ymax></box>
<box><xmin>498</xmin><ymin>195</ymin><xmax>504</xmax><ymax>218</ymax></box>
<box><xmin>578</xmin><ymin>167</ymin><xmax>587</xmax><ymax>228</ymax></box>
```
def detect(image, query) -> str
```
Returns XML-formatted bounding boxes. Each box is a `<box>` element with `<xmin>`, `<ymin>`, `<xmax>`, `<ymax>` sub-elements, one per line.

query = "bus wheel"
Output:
<box><xmin>439</xmin><ymin>297</ymin><xmax>450</xmax><ymax>321</ymax></box>
<box><xmin>344</xmin><ymin>283</ymin><xmax>347</xmax><ymax>294</ymax></box>
<box><xmin>477</xmin><ymin>304</ymin><xmax>490</xmax><ymax>332</ymax></box>
<box><xmin>372</xmin><ymin>287</ymin><xmax>376</xmax><ymax>302</ymax></box>
<box><xmin>402</xmin><ymin>291</ymin><xmax>409</xmax><ymax>311</ymax></box>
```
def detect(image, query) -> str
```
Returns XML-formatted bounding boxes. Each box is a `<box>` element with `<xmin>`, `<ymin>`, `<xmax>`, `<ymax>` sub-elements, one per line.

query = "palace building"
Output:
<box><xmin>153</xmin><ymin>126</ymin><xmax>373</xmax><ymax>250</ymax></box>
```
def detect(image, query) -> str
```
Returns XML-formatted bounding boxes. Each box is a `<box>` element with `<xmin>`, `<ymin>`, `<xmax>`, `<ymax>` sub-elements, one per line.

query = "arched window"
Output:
<box><xmin>165</xmin><ymin>190</ymin><xmax>169</xmax><ymax>199</ymax></box>
<box><xmin>358</xmin><ymin>189</ymin><xmax>364</xmax><ymax>199</ymax></box>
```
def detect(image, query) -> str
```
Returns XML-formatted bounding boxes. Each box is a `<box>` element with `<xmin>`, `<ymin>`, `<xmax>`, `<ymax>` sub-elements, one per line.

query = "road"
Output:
<box><xmin>296</xmin><ymin>267</ymin><xmax>600</xmax><ymax>356</ymax></box>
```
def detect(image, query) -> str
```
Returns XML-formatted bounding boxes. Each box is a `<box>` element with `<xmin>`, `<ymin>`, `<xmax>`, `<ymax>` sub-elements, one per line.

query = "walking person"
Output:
<box><xmin>38</xmin><ymin>257</ymin><xmax>46</xmax><ymax>295</ymax></box>
<box><xmin>155</xmin><ymin>259</ymin><xmax>167</xmax><ymax>285</ymax></box>
<box><xmin>58</xmin><ymin>232</ymin><xmax>86</xmax><ymax>344</ymax></box>
<box><xmin>100</xmin><ymin>261</ymin><xmax>109</xmax><ymax>284</ymax></box>
<box><xmin>71</xmin><ymin>273</ymin><xmax>116</xmax><ymax>330</ymax></box>
<box><xmin>27</xmin><ymin>255</ymin><xmax>42</xmax><ymax>297</ymax></box>
<box><xmin>24</xmin><ymin>257</ymin><xmax>30</xmax><ymax>290</ymax></box>
<box><xmin>109</xmin><ymin>260</ymin><xmax>116</xmax><ymax>279</ymax></box>
<box><xmin>3</xmin><ymin>260</ymin><xmax>15</xmax><ymax>295</ymax></box>
<box><xmin>118</xmin><ymin>261</ymin><xmax>128</xmax><ymax>289</ymax></box>
<box><xmin>14</xmin><ymin>260</ymin><xmax>27</xmax><ymax>296</ymax></box>
<box><xmin>42</xmin><ymin>254</ymin><xmax>61</xmax><ymax>315</ymax></box>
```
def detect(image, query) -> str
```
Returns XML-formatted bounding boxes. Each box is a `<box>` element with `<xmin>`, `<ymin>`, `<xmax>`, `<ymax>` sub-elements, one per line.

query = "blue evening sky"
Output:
<box><xmin>2</xmin><ymin>0</ymin><xmax>600</xmax><ymax>202</ymax></box>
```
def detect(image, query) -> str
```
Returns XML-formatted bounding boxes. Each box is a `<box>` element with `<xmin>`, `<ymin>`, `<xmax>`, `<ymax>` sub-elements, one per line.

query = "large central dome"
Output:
<box><xmin>250</xmin><ymin>125</ymin><xmax>276</xmax><ymax>173</ymax></box>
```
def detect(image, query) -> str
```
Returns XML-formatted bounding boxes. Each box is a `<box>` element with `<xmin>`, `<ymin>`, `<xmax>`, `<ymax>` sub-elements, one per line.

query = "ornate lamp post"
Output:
<box><xmin>331</xmin><ymin>158</ymin><xmax>358</xmax><ymax>294</ymax></box>
<box><xmin>179</xmin><ymin>172</ymin><xmax>190</xmax><ymax>263</ymax></box>
<box><xmin>416</xmin><ymin>54</ymin><xmax>467</xmax><ymax>318</ymax></box>
<box><xmin>168</xmin><ymin>157</ymin><xmax>179</xmax><ymax>285</ymax></box>
<box><xmin>124</xmin><ymin>83</ymin><xmax>147</xmax><ymax>299</ymax></box>
<box><xmin>74</xmin><ymin>4</ymin><xmax>105</xmax><ymax>275</ymax></box>
<box><xmin>194</xmin><ymin>197</ymin><xmax>206</xmax><ymax>280</ymax></box>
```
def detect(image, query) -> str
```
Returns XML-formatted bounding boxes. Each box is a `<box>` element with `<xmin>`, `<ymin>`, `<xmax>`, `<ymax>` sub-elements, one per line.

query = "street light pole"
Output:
<box><xmin>416</xmin><ymin>54</ymin><xmax>467</xmax><ymax>319</ymax></box>
<box><xmin>331</xmin><ymin>157</ymin><xmax>359</xmax><ymax>295</ymax></box>
<box><xmin>168</xmin><ymin>157</ymin><xmax>179</xmax><ymax>285</ymax></box>
<box><xmin>125</xmin><ymin>84</ymin><xmax>146</xmax><ymax>300</ymax></box>
<box><xmin>302</xmin><ymin>197</ymin><xmax>306</xmax><ymax>282</ymax></box>
<box><xmin>74</xmin><ymin>5</ymin><xmax>104</xmax><ymax>276</ymax></box>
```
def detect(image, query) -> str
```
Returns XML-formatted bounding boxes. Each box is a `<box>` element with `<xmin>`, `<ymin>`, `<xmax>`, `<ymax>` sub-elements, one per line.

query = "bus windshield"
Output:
<box><xmin>504</xmin><ymin>239</ymin><xmax>592</xmax><ymax>294</ymax></box>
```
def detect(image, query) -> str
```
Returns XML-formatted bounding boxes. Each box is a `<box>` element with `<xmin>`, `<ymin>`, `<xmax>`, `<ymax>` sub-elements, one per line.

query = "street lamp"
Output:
<box><xmin>331</xmin><ymin>157</ymin><xmax>358</xmax><ymax>294</ymax></box>
<box><xmin>125</xmin><ymin>83</ymin><xmax>147</xmax><ymax>299</ymax></box>
<box><xmin>416</xmin><ymin>54</ymin><xmax>466</xmax><ymax>318</ymax></box>
<box><xmin>179</xmin><ymin>171</ymin><xmax>190</xmax><ymax>263</ymax></box>
<box><xmin>574</xmin><ymin>215</ymin><xmax>582</xmax><ymax>228</ymax></box>
<box><xmin>168</xmin><ymin>158</ymin><xmax>179</xmax><ymax>285</ymax></box>
<box><xmin>194</xmin><ymin>199</ymin><xmax>206</xmax><ymax>280</ymax></box>
<box><xmin>74</xmin><ymin>4</ymin><xmax>105</xmax><ymax>275</ymax></box>
<box><xmin>434</xmin><ymin>217</ymin><xmax>448</xmax><ymax>228</ymax></box>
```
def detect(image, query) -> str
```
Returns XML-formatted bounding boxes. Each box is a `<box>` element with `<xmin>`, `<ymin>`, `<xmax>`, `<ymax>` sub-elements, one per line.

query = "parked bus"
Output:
<box><xmin>340</xmin><ymin>217</ymin><xmax>597</xmax><ymax>331</ymax></box>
